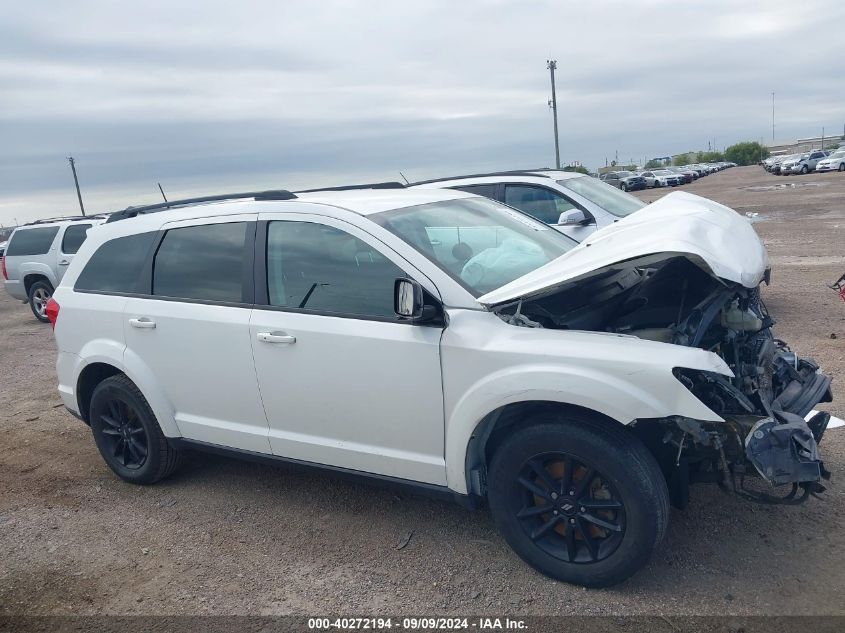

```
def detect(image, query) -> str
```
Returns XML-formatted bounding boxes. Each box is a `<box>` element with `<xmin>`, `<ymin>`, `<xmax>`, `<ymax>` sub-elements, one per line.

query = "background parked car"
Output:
<box><xmin>410</xmin><ymin>169</ymin><xmax>647</xmax><ymax>242</ymax></box>
<box><xmin>815</xmin><ymin>148</ymin><xmax>845</xmax><ymax>172</ymax></box>
<box><xmin>640</xmin><ymin>169</ymin><xmax>681</xmax><ymax>188</ymax></box>
<box><xmin>787</xmin><ymin>150</ymin><xmax>829</xmax><ymax>175</ymax></box>
<box><xmin>600</xmin><ymin>171</ymin><xmax>647</xmax><ymax>191</ymax></box>
<box><xmin>0</xmin><ymin>240</ymin><xmax>6</xmax><ymax>258</ymax></box>
<box><xmin>668</xmin><ymin>167</ymin><xmax>695</xmax><ymax>183</ymax></box>
<box><xmin>2</xmin><ymin>215</ymin><xmax>106</xmax><ymax>322</ymax></box>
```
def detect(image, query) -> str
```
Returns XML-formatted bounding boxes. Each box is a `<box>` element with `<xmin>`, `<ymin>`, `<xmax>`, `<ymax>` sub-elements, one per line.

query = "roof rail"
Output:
<box><xmin>25</xmin><ymin>214</ymin><xmax>109</xmax><ymax>226</ymax></box>
<box><xmin>296</xmin><ymin>181</ymin><xmax>406</xmax><ymax>193</ymax></box>
<box><xmin>408</xmin><ymin>169</ymin><xmax>555</xmax><ymax>187</ymax></box>
<box><xmin>105</xmin><ymin>190</ymin><xmax>298</xmax><ymax>223</ymax></box>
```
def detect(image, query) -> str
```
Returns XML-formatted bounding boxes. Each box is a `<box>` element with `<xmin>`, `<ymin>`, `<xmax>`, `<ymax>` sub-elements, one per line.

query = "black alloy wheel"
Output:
<box><xmin>514</xmin><ymin>453</ymin><xmax>626</xmax><ymax>564</ymax></box>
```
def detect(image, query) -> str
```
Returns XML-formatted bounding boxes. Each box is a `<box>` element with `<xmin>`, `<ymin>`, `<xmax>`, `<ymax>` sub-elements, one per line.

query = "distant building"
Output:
<box><xmin>767</xmin><ymin>135</ymin><xmax>843</xmax><ymax>155</ymax></box>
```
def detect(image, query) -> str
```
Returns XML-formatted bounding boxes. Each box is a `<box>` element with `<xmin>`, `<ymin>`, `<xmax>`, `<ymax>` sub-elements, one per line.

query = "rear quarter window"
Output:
<box><xmin>75</xmin><ymin>232</ymin><xmax>157</xmax><ymax>293</ymax></box>
<box><xmin>6</xmin><ymin>226</ymin><xmax>60</xmax><ymax>256</ymax></box>
<box><xmin>61</xmin><ymin>224</ymin><xmax>92</xmax><ymax>254</ymax></box>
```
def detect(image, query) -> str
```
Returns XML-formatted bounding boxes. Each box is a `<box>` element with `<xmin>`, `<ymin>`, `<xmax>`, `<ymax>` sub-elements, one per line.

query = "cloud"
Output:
<box><xmin>1</xmin><ymin>0</ymin><xmax>844</xmax><ymax>223</ymax></box>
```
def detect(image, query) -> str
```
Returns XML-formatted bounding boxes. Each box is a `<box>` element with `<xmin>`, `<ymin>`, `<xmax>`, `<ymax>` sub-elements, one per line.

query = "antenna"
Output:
<box><xmin>398</xmin><ymin>171</ymin><xmax>410</xmax><ymax>185</ymax></box>
<box><xmin>67</xmin><ymin>156</ymin><xmax>86</xmax><ymax>216</ymax></box>
<box><xmin>158</xmin><ymin>182</ymin><xmax>169</xmax><ymax>207</ymax></box>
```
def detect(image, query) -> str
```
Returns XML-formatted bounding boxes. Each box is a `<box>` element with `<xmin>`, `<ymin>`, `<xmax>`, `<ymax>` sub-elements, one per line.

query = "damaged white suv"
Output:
<box><xmin>49</xmin><ymin>187</ymin><xmax>832</xmax><ymax>587</ymax></box>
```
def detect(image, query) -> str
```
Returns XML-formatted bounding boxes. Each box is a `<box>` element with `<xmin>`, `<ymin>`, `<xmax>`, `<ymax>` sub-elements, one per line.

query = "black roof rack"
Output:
<box><xmin>408</xmin><ymin>169</ymin><xmax>555</xmax><ymax>187</ymax></box>
<box><xmin>296</xmin><ymin>181</ymin><xmax>406</xmax><ymax>193</ymax></box>
<box><xmin>105</xmin><ymin>190</ymin><xmax>298</xmax><ymax>223</ymax></box>
<box><xmin>25</xmin><ymin>214</ymin><xmax>109</xmax><ymax>226</ymax></box>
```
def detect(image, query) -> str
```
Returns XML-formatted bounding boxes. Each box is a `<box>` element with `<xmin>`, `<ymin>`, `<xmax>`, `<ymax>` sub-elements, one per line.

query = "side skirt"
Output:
<box><xmin>171</xmin><ymin>438</ymin><xmax>481</xmax><ymax>509</ymax></box>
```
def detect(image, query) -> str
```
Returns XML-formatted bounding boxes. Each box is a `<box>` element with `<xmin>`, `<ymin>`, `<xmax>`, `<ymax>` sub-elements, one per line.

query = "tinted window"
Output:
<box><xmin>75</xmin><ymin>232</ymin><xmax>156</xmax><ymax>293</ymax></box>
<box><xmin>6</xmin><ymin>227</ymin><xmax>60</xmax><ymax>256</ymax></box>
<box><xmin>451</xmin><ymin>184</ymin><xmax>497</xmax><ymax>199</ymax></box>
<box><xmin>267</xmin><ymin>221</ymin><xmax>404</xmax><ymax>318</ymax></box>
<box><xmin>504</xmin><ymin>185</ymin><xmax>576</xmax><ymax>224</ymax></box>
<box><xmin>153</xmin><ymin>222</ymin><xmax>247</xmax><ymax>303</ymax></box>
<box><xmin>557</xmin><ymin>176</ymin><xmax>646</xmax><ymax>218</ymax></box>
<box><xmin>61</xmin><ymin>224</ymin><xmax>92</xmax><ymax>254</ymax></box>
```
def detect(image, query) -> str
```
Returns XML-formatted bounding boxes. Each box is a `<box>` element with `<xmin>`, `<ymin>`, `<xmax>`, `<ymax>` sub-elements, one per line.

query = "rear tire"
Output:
<box><xmin>621</xmin><ymin>183</ymin><xmax>628</xmax><ymax>192</ymax></box>
<box><xmin>487</xmin><ymin>415</ymin><xmax>669</xmax><ymax>587</ymax></box>
<box><xmin>89</xmin><ymin>374</ymin><xmax>182</xmax><ymax>484</ymax></box>
<box><xmin>27</xmin><ymin>280</ymin><xmax>53</xmax><ymax>323</ymax></box>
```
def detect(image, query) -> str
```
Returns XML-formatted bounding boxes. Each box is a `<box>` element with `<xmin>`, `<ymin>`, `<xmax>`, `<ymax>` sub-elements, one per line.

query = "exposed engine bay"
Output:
<box><xmin>493</xmin><ymin>256</ymin><xmax>833</xmax><ymax>506</ymax></box>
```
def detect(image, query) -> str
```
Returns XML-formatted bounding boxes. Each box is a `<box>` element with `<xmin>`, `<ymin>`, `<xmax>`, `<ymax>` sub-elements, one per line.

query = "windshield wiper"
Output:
<box><xmin>298</xmin><ymin>283</ymin><xmax>329</xmax><ymax>309</ymax></box>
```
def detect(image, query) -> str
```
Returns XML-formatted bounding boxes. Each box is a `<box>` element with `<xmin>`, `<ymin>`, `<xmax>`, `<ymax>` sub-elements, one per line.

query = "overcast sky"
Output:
<box><xmin>2</xmin><ymin>0</ymin><xmax>844</xmax><ymax>225</ymax></box>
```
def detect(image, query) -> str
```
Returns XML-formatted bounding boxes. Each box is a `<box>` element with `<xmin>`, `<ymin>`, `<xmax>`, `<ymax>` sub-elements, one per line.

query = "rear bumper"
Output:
<box><xmin>3</xmin><ymin>279</ymin><xmax>26</xmax><ymax>301</ymax></box>
<box><xmin>57</xmin><ymin>351</ymin><xmax>81</xmax><ymax>418</ymax></box>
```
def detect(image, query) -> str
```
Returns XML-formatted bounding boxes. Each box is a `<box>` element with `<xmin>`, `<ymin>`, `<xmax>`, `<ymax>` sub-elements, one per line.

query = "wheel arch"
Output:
<box><xmin>23</xmin><ymin>272</ymin><xmax>52</xmax><ymax>295</ymax></box>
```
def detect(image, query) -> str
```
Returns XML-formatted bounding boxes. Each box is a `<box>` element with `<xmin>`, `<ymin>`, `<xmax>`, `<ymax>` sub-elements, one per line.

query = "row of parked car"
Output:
<box><xmin>762</xmin><ymin>148</ymin><xmax>845</xmax><ymax>175</ymax></box>
<box><xmin>599</xmin><ymin>161</ymin><xmax>736</xmax><ymax>191</ymax></box>
<box><xmin>1</xmin><ymin>167</ymin><xmax>832</xmax><ymax>589</ymax></box>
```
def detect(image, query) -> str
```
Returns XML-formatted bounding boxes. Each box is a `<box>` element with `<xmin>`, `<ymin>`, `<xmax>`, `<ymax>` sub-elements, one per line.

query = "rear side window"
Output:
<box><xmin>75</xmin><ymin>232</ymin><xmax>157</xmax><ymax>293</ymax></box>
<box><xmin>153</xmin><ymin>222</ymin><xmax>247</xmax><ymax>303</ymax></box>
<box><xmin>61</xmin><ymin>224</ymin><xmax>92</xmax><ymax>254</ymax></box>
<box><xmin>6</xmin><ymin>227</ymin><xmax>60</xmax><ymax>256</ymax></box>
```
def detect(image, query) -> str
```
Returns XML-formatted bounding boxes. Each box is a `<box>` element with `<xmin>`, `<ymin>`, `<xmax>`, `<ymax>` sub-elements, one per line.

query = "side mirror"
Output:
<box><xmin>394</xmin><ymin>278</ymin><xmax>439</xmax><ymax>323</ymax></box>
<box><xmin>558</xmin><ymin>209</ymin><xmax>588</xmax><ymax>226</ymax></box>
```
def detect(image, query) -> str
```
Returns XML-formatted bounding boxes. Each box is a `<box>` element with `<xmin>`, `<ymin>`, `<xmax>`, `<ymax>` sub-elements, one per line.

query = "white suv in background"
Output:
<box><xmin>410</xmin><ymin>170</ymin><xmax>647</xmax><ymax>242</ymax></box>
<box><xmin>2</xmin><ymin>216</ymin><xmax>106</xmax><ymax>321</ymax></box>
<box><xmin>49</xmin><ymin>187</ymin><xmax>832</xmax><ymax>587</ymax></box>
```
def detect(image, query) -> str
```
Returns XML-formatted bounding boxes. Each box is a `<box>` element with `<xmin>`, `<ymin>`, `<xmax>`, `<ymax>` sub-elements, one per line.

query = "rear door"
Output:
<box><xmin>122</xmin><ymin>215</ymin><xmax>270</xmax><ymax>453</ymax></box>
<box><xmin>56</xmin><ymin>223</ymin><xmax>92</xmax><ymax>282</ymax></box>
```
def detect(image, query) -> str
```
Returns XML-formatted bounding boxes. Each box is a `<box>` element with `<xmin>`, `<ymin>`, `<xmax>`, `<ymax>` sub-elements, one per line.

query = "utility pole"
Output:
<box><xmin>67</xmin><ymin>156</ymin><xmax>86</xmax><ymax>216</ymax></box>
<box><xmin>821</xmin><ymin>127</ymin><xmax>825</xmax><ymax>150</ymax></box>
<box><xmin>547</xmin><ymin>60</ymin><xmax>561</xmax><ymax>169</ymax></box>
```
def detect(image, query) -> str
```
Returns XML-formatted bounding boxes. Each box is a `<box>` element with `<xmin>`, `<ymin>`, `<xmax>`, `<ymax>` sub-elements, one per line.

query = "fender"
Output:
<box><xmin>19</xmin><ymin>261</ymin><xmax>58</xmax><ymax>289</ymax></box>
<box><xmin>443</xmin><ymin>363</ymin><xmax>724</xmax><ymax>493</ymax></box>
<box><xmin>68</xmin><ymin>339</ymin><xmax>182</xmax><ymax>438</ymax></box>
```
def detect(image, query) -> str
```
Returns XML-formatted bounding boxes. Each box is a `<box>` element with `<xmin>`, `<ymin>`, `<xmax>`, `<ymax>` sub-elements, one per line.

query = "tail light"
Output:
<box><xmin>46</xmin><ymin>297</ymin><xmax>60</xmax><ymax>330</ymax></box>
<box><xmin>1</xmin><ymin>256</ymin><xmax>6</xmax><ymax>280</ymax></box>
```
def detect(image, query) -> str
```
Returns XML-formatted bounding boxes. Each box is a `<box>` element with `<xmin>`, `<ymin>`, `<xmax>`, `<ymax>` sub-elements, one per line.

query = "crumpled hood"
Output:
<box><xmin>477</xmin><ymin>191</ymin><xmax>769</xmax><ymax>306</ymax></box>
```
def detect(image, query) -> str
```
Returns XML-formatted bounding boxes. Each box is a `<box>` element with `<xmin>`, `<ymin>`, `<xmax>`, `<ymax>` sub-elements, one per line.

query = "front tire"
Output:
<box><xmin>621</xmin><ymin>183</ymin><xmax>628</xmax><ymax>192</ymax></box>
<box><xmin>89</xmin><ymin>374</ymin><xmax>182</xmax><ymax>484</ymax></box>
<box><xmin>28</xmin><ymin>280</ymin><xmax>53</xmax><ymax>323</ymax></box>
<box><xmin>487</xmin><ymin>416</ymin><xmax>669</xmax><ymax>587</ymax></box>
<box><xmin>801</xmin><ymin>165</ymin><xmax>809</xmax><ymax>174</ymax></box>
<box><xmin>839</xmin><ymin>163</ymin><xmax>844</xmax><ymax>172</ymax></box>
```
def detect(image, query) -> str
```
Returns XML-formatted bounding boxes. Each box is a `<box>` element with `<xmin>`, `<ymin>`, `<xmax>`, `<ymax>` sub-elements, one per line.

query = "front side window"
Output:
<box><xmin>266</xmin><ymin>221</ymin><xmax>405</xmax><ymax>318</ymax></box>
<box><xmin>451</xmin><ymin>183</ymin><xmax>497</xmax><ymax>199</ymax></box>
<box><xmin>75</xmin><ymin>232</ymin><xmax>156</xmax><ymax>293</ymax></box>
<box><xmin>557</xmin><ymin>176</ymin><xmax>647</xmax><ymax>218</ymax></box>
<box><xmin>503</xmin><ymin>185</ymin><xmax>577</xmax><ymax>225</ymax></box>
<box><xmin>6</xmin><ymin>226</ymin><xmax>60</xmax><ymax>256</ymax></box>
<box><xmin>61</xmin><ymin>224</ymin><xmax>92</xmax><ymax>254</ymax></box>
<box><xmin>372</xmin><ymin>198</ymin><xmax>575</xmax><ymax>297</ymax></box>
<box><xmin>153</xmin><ymin>222</ymin><xmax>247</xmax><ymax>303</ymax></box>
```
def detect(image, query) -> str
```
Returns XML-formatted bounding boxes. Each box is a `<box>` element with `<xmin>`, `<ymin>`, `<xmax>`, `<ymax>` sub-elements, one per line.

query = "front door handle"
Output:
<box><xmin>129</xmin><ymin>317</ymin><xmax>156</xmax><ymax>329</ymax></box>
<box><xmin>58</xmin><ymin>260</ymin><xmax>70</xmax><ymax>266</ymax></box>
<box><xmin>257</xmin><ymin>331</ymin><xmax>296</xmax><ymax>344</ymax></box>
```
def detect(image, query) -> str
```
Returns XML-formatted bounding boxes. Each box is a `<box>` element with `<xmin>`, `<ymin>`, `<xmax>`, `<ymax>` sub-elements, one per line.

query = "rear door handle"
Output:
<box><xmin>257</xmin><ymin>331</ymin><xmax>296</xmax><ymax>344</ymax></box>
<box><xmin>128</xmin><ymin>317</ymin><xmax>156</xmax><ymax>329</ymax></box>
<box><xmin>58</xmin><ymin>260</ymin><xmax>70</xmax><ymax>266</ymax></box>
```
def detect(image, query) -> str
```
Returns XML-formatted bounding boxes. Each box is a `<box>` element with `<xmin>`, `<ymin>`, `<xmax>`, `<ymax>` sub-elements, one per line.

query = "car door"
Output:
<box><xmin>250</xmin><ymin>212</ymin><xmax>446</xmax><ymax>485</ymax></box>
<box><xmin>123</xmin><ymin>215</ymin><xmax>271</xmax><ymax>453</ymax></box>
<box><xmin>56</xmin><ymin>223</ymin><xmax>92</xmax><ymax>282</ymax></box>
<box><xmin>502</xmin><ymin>183</ymin><xmax>596</xmax><ymax>242</ymax></box>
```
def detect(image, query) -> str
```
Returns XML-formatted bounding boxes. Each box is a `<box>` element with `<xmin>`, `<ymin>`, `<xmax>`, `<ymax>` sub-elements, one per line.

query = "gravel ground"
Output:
<box><xmin>1</xmin><ymin>165</ymin><xmax>844</xmax><ymax>616</ymax></box>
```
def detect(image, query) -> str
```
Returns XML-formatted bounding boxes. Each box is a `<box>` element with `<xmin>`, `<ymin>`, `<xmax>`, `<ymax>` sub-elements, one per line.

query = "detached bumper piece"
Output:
<box><xmin>743</xmin><ymin>411</ymin><xmax>831</xmax><ymax>503</ymax></box>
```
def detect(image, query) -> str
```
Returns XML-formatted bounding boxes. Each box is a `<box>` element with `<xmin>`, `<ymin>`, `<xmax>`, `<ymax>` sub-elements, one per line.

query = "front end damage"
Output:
<box><xmin>493</xmin><ymin>255</ymin><xmax>833</xmax><ymax>507</ymax></box>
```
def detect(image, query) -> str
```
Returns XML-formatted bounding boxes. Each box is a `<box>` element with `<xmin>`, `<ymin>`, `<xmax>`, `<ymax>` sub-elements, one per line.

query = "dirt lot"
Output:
<box><xmin>1</xmin><ymin>165</ymin><xmax>844</xmax><ymax>616</ymax></box>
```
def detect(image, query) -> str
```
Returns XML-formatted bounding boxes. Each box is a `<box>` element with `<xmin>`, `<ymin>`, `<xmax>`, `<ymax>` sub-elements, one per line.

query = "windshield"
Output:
<box><xmin>653</xmin><ymin>170</ymin><xmax>672</xmax><ymax>175</ymax></box>
<box><xmin>371</xmin><ymin>197</ymin><xmax>576</xmax><ymax>297</ymax></box>
<box><xmin>831</xmin><ymin>149</ymin><xmax>845</xmax><ymax>159</ymax></box>
<box><xmin>616</xmin><ymin>171</ymin><xmax>634</xmax><ymax>177</ymax></box>
<box><xmin>556</xmin><ymin>176</ymin><xmax>647</xmax><ymax>218</ymax></box>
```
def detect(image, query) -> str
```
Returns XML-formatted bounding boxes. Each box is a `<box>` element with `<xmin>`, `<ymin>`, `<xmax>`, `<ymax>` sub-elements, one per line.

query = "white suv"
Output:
<box><xmin>50</xmin><ymin>187</ymin><xmax>832</xmax><ymax>587</ymax></box>
<box><xmin>410</xmin><ymin>170</ymin><xmax>647</xmax><ymax>242</ymax></box>
<box><xmin>2</xmin><ymin>216</ymin><xmax>106</xmax><ymax>321</ymax></box>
